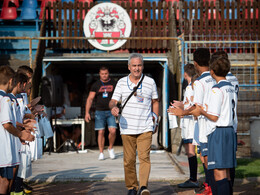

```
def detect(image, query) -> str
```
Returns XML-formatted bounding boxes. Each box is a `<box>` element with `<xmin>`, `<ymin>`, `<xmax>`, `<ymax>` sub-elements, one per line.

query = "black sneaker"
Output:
<box><xmin>177</xmin><ymin>179</ymin><xmax>199</xmax><ymax>188</ymax></box>
<box><xmin>22</xmin><ymin>182</ymin><xmax>33</xmax><ymax>191</ymax></box>
<box><xmin>138</xmin><ymin>186</ymin><xmax>150</xmax><ymax>195</ymax></box>
<box><xmin>127</xmin><ymin>187</ymin><xmax>137</xmax><ymax>195</ymax></box>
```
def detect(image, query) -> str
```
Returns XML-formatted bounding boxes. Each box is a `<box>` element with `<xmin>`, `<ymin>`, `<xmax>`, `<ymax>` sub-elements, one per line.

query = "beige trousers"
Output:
<box><xmin>121</xmin><ymin>131</ymin><xmax>153</xmax><ymax>190</ymax></box>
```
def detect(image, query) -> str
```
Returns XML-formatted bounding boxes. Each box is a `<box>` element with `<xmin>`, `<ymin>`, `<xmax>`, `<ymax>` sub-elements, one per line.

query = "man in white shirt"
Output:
<box><xmin>109</xmin><ymin>53</ymin><xmax>159</xmax><ymax>195</ymax></box>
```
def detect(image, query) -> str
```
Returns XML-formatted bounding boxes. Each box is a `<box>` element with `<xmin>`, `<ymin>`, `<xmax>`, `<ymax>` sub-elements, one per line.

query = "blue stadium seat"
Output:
<box><xmin>61</xmin><ymin>0</ymin><xmax>75</xmax><ymax>2</ymax></box>
<box><xmin>20</xmin><ymin>7</ymin><xmax>37</xmax><ymax>19</ymax></box>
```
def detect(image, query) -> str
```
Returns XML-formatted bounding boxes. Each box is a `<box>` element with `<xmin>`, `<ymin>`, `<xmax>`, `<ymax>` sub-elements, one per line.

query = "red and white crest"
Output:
<box><xmin>84</xmin><ymin>3</ymin><xmax>132</xmax><ymax>51</ymax></box>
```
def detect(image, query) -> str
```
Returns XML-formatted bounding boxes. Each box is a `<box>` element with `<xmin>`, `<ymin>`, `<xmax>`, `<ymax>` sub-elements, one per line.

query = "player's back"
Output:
<box><xmin>193</xmin><ymin>71</ymin><xmax>215</xmax><ymax>143</ymax></box>
<box><xmin>226</xmin><ymin>72</ymin><xmax>239</xmax><ymax>95</ymax></box>
<box><xmin>193</xmin><ymin>71</ymin><xmax>216</xmax><ymax>109</ymax></box>
<box><xmin>207</xmin><ymin>80</ymin><xmax>237</xmax><ymax>135</ymax></box>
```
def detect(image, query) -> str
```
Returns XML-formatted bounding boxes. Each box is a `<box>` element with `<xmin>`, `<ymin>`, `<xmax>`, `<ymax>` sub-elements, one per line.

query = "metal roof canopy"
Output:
<box><xmin>42</xmin><ymin>53</ymin><xmax>168</xmax><ymax>63</ymax></box>
<box><xmin>42</xmin><ymin>53</ymin><xmax>169</xmax><ymax>149</ymax></box>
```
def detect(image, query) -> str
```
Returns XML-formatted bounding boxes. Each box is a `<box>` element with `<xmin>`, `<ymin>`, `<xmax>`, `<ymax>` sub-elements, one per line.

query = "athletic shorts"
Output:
<box><xmin>200</xmin><ymin>142</ymin><xmax>208</xmax><ymax>157</ymax></box>
<box><xmin>0</xmin><ymin>166</ymin><xmax>15</xmax><ymax>180</ymax></box>
<box><xmin>183</xmin><ymin>138</ymin><xmax>193</xmax><ymax>144</ymax></box>
<box><xmin>95</xmin><ymin>110</ymin><xmax>117</xmax><ymax>130</ymax></box>
<box><xmin>197</xmin><ymin>145</ymin><xmax>201</xmax><ymax>154</ymax></box>
<box><xmin>208</xmin><ymin>126</ymin><xmax>237</xmax><ymax>170</ymax></box>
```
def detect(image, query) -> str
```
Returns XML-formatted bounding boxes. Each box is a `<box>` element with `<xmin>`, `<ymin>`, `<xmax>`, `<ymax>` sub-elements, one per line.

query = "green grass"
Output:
<box><xmin>235</xmin><ymin>158</ymin><xmax>260</xmax><ymax>178</ymax></box>
<box><xmin>197</xmin><ymin>157</ymin><xmax>260</xmax><ymax>178</ymax></box>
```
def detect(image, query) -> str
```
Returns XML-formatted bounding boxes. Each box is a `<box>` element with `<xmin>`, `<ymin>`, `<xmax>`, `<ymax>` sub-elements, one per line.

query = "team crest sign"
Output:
<box><xmin>83</xmin><ymin>3</ymin><xmax>132</xmax><ymax>51</ymax></box>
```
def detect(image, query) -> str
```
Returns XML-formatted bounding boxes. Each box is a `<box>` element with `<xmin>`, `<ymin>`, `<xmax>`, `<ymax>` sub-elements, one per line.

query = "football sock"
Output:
<box><xmin>188</xmin><ymin>155</ymin><xmax>198</xmax><ymax>182</ymax></box>
<box><xmin>14</xmin><ymin>177</ymin><xmax>23</xmax><ymax>192</ymax></box>
<box><xmin>216</xmin><ymin>178</ymin><xmax>230</xmax><ymax>195</ymax></box>
<box><xmin>208</xmin><ymin>169</ymin><xmax>217</xmax><ymax>195</ymax></box>
<box><xmin>229</xmin><ymin>180</ymin><xmax>233</xmax><ymax>195</ymax></box>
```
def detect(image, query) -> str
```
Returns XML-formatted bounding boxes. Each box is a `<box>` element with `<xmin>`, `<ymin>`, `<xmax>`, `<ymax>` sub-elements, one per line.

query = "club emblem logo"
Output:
<box><xmin>84</xmin><ymin>3</ymin><xmax>132</xmax><ymax>51</ymax></box>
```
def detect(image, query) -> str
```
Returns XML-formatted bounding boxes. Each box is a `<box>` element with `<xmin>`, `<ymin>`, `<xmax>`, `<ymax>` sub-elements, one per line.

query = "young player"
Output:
<box><xmin>9</xmin><ymin>72</ymin><xmax>36</xmax><ymax>195</ymax></box>
<box><xmin>168</xmin><ymin>48</ymin><xmax>215</xmax><ymax>194</ymax></box>
<box><xmin>211</xmin><ymin>50</ymin><xmax>239</xmax><ymax>188</ymax></box>
<box><xmin>175</xmin><ymin>64</ymin><xmax>199</xmax><ymax>188</ymax></box>
<box><xmin>0</xmin><ymin>66</ymin><xmax>34</xmax><ymax>194</ymax></box>
<box><xmin>17</xmin><ymin>65</ymin><xmax>33</xmax><ymax>109</ymax></box>
<box><xmin>16</xmin><ymin>65</ymin><xmax>35</xmax><ymax>194</ymax></box>
<box><xmin>211</xmin><ymin>51</ymin><xmax>239</xmax><ymax>96</ymax></box>
<box><xmin>191</xmin><ymin>56</ymin><xmax>237</xmax><ymax>194</ymax></box>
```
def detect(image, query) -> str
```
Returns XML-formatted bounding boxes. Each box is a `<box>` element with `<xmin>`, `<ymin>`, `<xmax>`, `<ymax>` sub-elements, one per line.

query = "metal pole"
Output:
<box><xmin>29</xmin><ymin>39</ymin><xmax>32</xmax><ymax>69</ymax></box>
<box><xmin>254</xmin><ymin>43</ymin><xmax>258</xmax><ymax>92</ymax></box>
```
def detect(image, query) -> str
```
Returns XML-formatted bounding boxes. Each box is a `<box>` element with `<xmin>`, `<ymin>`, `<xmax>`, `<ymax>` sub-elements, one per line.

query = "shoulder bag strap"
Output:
<box><xmin>121</xmin><ymin>75</ymin><xmax>145</xmax><ymax>111</ymax></box>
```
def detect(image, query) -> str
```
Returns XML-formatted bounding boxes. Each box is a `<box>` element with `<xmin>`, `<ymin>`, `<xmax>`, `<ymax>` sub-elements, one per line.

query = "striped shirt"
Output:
<box><xmin>112</xmin><ymin>74</ymin><xmax>158</xmax><ymax>135</ymax></box>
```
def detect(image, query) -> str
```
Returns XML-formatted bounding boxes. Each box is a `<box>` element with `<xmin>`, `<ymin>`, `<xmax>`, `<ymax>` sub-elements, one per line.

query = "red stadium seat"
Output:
<box><xmin>78</xmin><ymin>0</ymin><xmax>93</xmax><ymax>3</ymax></box>
<box><xmin>0</xmin><ymin>7</ymin><xmax>17</xmax><ymax>19</ymax></box>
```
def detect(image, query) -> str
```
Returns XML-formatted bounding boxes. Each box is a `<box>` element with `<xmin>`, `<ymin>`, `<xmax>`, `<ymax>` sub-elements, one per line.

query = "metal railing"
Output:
<box><xmin>184</xmin><ymin>39</ymin><xmax>260</xmax><ymax>91</ymax></box>
<box><xmin>0</xmin><ymin>36</ymin><xmax>259</xmax><ymax>91</ymax></box>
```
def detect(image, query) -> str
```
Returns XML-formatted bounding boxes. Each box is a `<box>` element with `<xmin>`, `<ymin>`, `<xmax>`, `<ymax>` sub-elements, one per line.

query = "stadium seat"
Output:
<box><xmin>0</xmin><ymin>7</ymin><xmax>17</xmax><ymax>19</ymax></box>
<box><xmin>78</xmin><ymin>0</ymin><xmax>93</xmax><ymax>3</ymax></box>
<box><xmin>61</xmin><ymin>0</ymin><xmax>75</xmax><ymax>3</ymax></box>
<box><xmin>20</xmin><ymin>7</ymin><xmax>37</xmax><ymax>19</ymax></box>
<box><xmin>165</xmin><ymin>0</ymin><xmax>179</xmax><ymax>3</ymax></box>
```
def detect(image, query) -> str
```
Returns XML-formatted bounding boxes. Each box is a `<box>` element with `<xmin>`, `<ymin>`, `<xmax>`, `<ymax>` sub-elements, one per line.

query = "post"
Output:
<box><xmin>254</xmin><ymin>43</ymin><xmax>258</xmax><ymax>91</ymax></box>
<box><xmin>29</xmin><ymin>38</ymin><xmax>32</xmax><ymax>69</ymax></box>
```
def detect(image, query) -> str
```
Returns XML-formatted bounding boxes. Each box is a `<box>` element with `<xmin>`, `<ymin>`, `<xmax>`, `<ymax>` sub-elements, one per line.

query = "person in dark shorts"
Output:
<box><xmin>191</xmin><ymin>56</ymin><xmax>237</xmax><ymax>194</ymax></box>
<box><xmin>85</xmin><ymin>66</ymin><xmax>117</xmax><ymax>160</ymax></box>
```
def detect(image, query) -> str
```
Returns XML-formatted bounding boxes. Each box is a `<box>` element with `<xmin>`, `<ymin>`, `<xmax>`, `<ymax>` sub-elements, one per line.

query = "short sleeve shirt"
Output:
<box><xmin>183</xmin><ymin>83</ymin><xmax>194</xmax><ymax>110</ymax></box>
<box><xmin>193</xmin><ymin>71</ymin><xmax>216</xmax><ymax>143</ymax></box>
<box><xmin>0</xmin><ymin>90</ymin><xmax>20</xmax><ymax>167</ymax></box>
<box><xmin>0</xmin><ymin>90</ymin><xmax>14</xmax><ymax>126</ymax></box>
<box><xmin>9</xmin><ymin>93</ymin><xmax>23</xmax><ymax>124</ymax></box>
<box><xmin>112</xmin><ymin>74</ymin><xmax>158</xmax><ymax>135</ymax></box>
<box><xmin>207</xmin><ymin>80</ymin><xmax>237</xmax><ymax>135</ymax></box>
<box><xmin>226</xmin><ymin>72</ymin><xmax>239</xmax><ymax>96</ymax></box>
<box><xmin>16</xmin><ymin>94</ymin><xmax>25</xmax><ymax>119</ymax></box>
<box><xmin>225</xmin><ymin>72</ymin><xmax>239</xmax><ymax>132</ymax></box>
<box><xmin>181</xmin><ymin>83</ymin><xmax>195</xmax><ymax>140</ymax></box>
<box><xmin>90</xmin><ymin>79</ymin><xmax>116</xmax><ymax>111</ymax></box>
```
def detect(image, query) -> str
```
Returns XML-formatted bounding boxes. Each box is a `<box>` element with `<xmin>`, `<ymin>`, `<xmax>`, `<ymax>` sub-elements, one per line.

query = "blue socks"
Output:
<box><xmin>188</xmin><ymin>155</ymin><xmax>198</xmax><ymax>182</ymax></box>
<box><xmin>208</xmin><ymin>169</ymin><xmax>217</xmax><ymax>195</ymax></box>
<box><xmin>216</xmin><ymin>178</ymin><xmax>230</xmax><ymax>195</ymax></box>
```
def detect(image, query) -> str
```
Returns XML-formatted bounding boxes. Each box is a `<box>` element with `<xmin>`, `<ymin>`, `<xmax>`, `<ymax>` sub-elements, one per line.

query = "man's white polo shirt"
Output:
<box><xmin>112</xmin><ymin>74</ymin><xmax>158</xmax><ymax>135</ymax></box>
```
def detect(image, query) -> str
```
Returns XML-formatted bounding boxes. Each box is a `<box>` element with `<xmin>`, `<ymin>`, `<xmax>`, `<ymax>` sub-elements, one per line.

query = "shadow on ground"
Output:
<box><xmin>171</xmin><ymin>178</ymin><xmax>260</xmax><ymax>195</ymax></box>
<box><xmin>29</xmin><ymin>179</ymin><xmax>260</xmax><ymax>195</ymax></box>
<box><xmin>29</xmin><ymin>167</ymin><xmax>108</xmax><ymax>182</ymax></box>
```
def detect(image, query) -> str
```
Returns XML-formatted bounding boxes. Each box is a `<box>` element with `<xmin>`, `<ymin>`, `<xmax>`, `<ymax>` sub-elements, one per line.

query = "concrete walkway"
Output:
<box><xmin>26</xmin><ymin>146</ymin><xmax>260</xmax><ymax>194</ymax></box>
<box><xmin>27</xmin><ymin>146</ymin><xmax>187</xmax><ymax>183</ymax></box>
